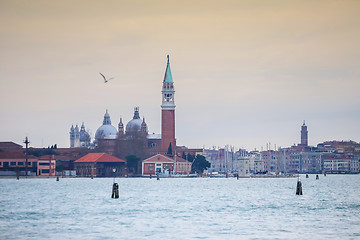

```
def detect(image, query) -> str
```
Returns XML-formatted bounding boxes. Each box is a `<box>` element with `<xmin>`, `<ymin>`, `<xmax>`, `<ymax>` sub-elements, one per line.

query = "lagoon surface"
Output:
<box><xmin>1</xmin><ymin>175</ymin><xmax>360</xmax><ymax>239</ymax></box>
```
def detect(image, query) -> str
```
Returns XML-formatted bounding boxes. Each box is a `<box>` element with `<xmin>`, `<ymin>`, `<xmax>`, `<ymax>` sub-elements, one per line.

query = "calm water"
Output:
<box><xmin>0</xmin><ymin>175</ymin><xmax>359</xmax><ymax>239</ymax></box>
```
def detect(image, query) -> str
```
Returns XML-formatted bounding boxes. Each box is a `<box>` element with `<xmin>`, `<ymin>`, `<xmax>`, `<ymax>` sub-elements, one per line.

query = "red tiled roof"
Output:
<box><xmin>74</xmin><ymin>153</ymin><xmax>126</xmax><ymax>163</ymax></box>
<box><xmin>143</xmin><ymin>154</ymin><xmax>175</xmax><ymax>163</ymax></box>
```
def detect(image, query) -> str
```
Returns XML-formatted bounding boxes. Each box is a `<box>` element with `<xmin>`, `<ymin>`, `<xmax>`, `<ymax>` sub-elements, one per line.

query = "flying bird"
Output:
<box><xmin>99</xmin><ymin>72</ymin><xmax>114</xmax><ymax>83</ymax></box>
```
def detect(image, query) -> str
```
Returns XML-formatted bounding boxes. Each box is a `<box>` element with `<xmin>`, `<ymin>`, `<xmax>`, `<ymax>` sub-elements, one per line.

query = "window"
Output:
<box><xmin>0</xmin><ymin>162</ymin><xmax>2</xmax><ymax>166</ymax></box>
<box><xmin>148</xmin><ymin>165</ymin><xmax>153</xmax><ymax>171</ymax></box>
<box><xmin>41</xmin><ymin>169</ymin><xmax>50</xmax><ymax>173</ymax></box>
<box><xmin>156</xmin><ymin>164</ymin><xmax>161</xmax><ymax>166</ymax></box>
<box><xmin>39</xmin><ymin>162</ymin><xmax>50</xmax><ymax>166</ymax></box>
<box><xmin>10</xmin><ymin>162</ymin><xmax>16</xmax><ymax>166</ymax></box>
<box><xmin>28</xmin><ymin>162</ymin><xmax>31</xmax><ymax>166</ymax></box>
<box><xmin>18</xmin><ymin>162</ymin><xmax>24</xmax><ymax>165</ymax></box>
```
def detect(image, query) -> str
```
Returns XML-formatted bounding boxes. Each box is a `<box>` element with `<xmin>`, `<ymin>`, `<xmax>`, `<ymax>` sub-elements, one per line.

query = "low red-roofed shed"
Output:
<box><xmin>74</xmin><ymin>153</ymin><xmax>126</xmax><ymax>177</ymax></box>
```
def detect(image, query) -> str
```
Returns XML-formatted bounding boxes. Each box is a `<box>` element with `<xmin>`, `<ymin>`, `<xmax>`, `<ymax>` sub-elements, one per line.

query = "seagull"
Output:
<box><xmin>99</xmin><ymin>72</ymin><xmax>114</xmax><ymax>83</ymax></box>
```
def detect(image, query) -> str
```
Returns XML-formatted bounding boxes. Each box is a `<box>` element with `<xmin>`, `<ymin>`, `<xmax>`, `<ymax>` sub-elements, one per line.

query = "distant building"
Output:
<box><xmin>261</xmin><ymin>150</ymin><xmax>279</xmax><ymax>173</ymax></box>
<box><xmin>70</xmin><ymin>123</ymin><xmax>91</xmax><ymax>148</ymax></box>
<box><xmin>74</xmin><ymin>153</ymin><xmax>126</xmax><ymax>177</ymax></box>
<box><xmin>142</xmin><ymin>154</ymin><xmax>174</xmax><ymax>176</ymax></box>
<box><xmin>0</xmin><ymin>150</ymin><xmax>38</xmax><ymax>176</ymax></box>
<box><xmin>0</xmin><ymin>144</ymin><xmax>57</xmax><ymax>176</ymax></box>
<box><xmin>248</xmin><ymin>151</ymin><xmax>264</xmax><ymax>174</ymax></box>
<box><xmin>203</xmin><ymin>146</ymin><xmax>236</xmax><ymax>173</ymax></box>
<box><xmin>234</xmin><ymin>156</ymin><xmax>250</xmax><ymax>176</ymax></box>
<box><xmin>141</xmin><ymin>153</ymin><xmax>192</xmax><ymax>176</ymax></box>
<box><xmin>37</xmin><ymin>155</ymin><xmax>56</xmax><ymax>176</ymax></box>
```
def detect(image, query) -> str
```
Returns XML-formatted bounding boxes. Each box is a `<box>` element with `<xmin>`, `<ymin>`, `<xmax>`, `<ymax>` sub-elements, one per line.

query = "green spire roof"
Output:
<box><xmin>164</xmin><ymin>55</ymin><xmax>173</xmax><ymax>83</ymax></box>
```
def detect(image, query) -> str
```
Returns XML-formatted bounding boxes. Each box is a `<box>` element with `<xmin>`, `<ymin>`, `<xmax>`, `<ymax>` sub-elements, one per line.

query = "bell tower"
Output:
<box><xmin>301</xmin><ymin>120</ymin><xmax>308</xmax><ymax>146</ymax></box>
<box><xmin>161</xmin><ymin>55</ymin><xmax>176</xmax><ymax>152</ymax></box>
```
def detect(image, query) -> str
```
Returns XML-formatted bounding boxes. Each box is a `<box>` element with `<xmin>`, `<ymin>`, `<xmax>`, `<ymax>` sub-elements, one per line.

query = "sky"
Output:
<box><xmin>0</xmin><ymin>0</ymin><xmax>359</xmax><ymax>151</ymax></box>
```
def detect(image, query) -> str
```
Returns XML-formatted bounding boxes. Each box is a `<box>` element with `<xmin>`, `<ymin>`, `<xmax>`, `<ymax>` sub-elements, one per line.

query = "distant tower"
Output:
<box><xmin>70</xmin><ymin>125</ymin><xmax>75</xmax><ymax>148</ymax></box>
<box><xmin>161</xmin><ymin>55</ymin><xmax>176</xmax><ymax>152</ymax></box>
<box><xmin>74</xmin><ymin>124</ymin><xmax>80</xmax><ymax>147</ymax></box>
<box><xmin>118</xmin><ymin>117</ymin><xmax>124</xmax><ymax>138</ymax></box>
<box><xmin>301</xmin><ymin>121</ymin><xmax>308</xmax><ymax>146</ymax></box>
<box><xmin>141</xmin><ymin>117</ymin><xmax>148</xmax><ymax>136</ymax></box>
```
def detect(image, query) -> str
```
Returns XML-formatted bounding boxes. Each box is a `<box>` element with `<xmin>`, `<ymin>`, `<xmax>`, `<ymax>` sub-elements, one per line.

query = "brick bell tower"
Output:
<box><xmin>301</xmin><ymin>120</ymin><xmax>308</xmax><ymax>146</ymax></box>
<box><xmin>161</xmin><ymin>55</ymin><xmax>176</xmax><ymax>153</ymax></box>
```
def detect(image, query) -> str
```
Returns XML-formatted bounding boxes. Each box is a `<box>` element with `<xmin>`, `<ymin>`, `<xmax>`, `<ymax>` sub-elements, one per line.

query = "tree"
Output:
<box><xmin>55</xmin><ymin>165</ymin><xmax>64</xmax><ymax>177</ymax></box>
<box><xmin>167</xmin><ymin>143</ymin><xmax>173</xmax><ymax>156</ymax></box>
<box><xmin>187</xmin><ymin>153</ymin><xmax>195</xmax><ymax>162</ymax></box>
<box><xmin>55</xmin><ymin>165</ymin><xmax>64</xmax><ymax>173</ymax></box>
<box><xmin>125</xmin><ymin>155</ymin><xmax>141</xmax><ymax>175</ymax></box>
<box><xmin>191</xmin><ymin>155</ymin><xmax>211</xmax><ymax>174</ymax></box>
<box><xmin>182</xmin><ymin>151</ymin><xmax>186</xmax><ymax>159</ymax></box>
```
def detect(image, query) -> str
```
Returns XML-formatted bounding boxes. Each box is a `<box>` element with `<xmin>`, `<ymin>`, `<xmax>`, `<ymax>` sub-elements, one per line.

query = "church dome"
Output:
<box><xmin>95</xmin><ymin>110</ymin><xmax>117</xmax><ymax>141</ymax></box>
<box><xmin>126</xmin><ymin>107</ymin><xmax>147</xmax><ymax>133</ymax></box>
<box><xmin>126</xmin><ymin>118</ymin><xmax>142</xmax><ymax>133</ymax></box>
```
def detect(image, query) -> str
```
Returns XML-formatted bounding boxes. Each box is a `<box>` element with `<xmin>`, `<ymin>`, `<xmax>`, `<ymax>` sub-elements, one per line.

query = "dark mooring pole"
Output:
<box><xmin>111</xmin><ymin>168</ymin><xmax>119</xmax><ymax>198</ymax></box>
<box><xmin>296</xmin><ymin>176</ymin><xmax>303</xmax><ymax>195</ymax></box>
<box><xmin>296</xmin><ymin>175</ymin><xmax>302</xmax><ymax>195</ymax></box>
<box><xmin>24</xmin><ymin>137</ymin><xmax>30</xmax><ymax>177</ymax></box>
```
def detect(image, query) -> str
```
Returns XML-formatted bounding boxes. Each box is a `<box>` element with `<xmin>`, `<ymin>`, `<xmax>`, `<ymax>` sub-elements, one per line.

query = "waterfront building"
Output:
<box><xmin>141</xmin><ymin>153</ymin><xmax>192</xmax><ymax>176</ymax></box>
<box><xmin>248</xmin><ymin>151</ymin><xmax>264</xmax><ymax>174</ymax></box>
<box><xmin>74</xmin><ymin>153</ymin><xmax>126</xmax><ymax>177</ymax></box>
<box><xmin>0</xmin><ymin>150</ymin><xmax>38</xmax><ymax>176</ymax></box>
<box><xmin>0</xmin><ymin>144</ymin><xmax>57</xmax><ymax>176</ymax></box>
<box><xmin>299</xmin><ymin>151</ymin><xmax>322</xmax><ymax>173</ymax></box>
<box><xmin>173</xmin><ymin>156</ymin><xmax>192</xmax><ymax>175</ymax></box>
<box><xmin>322</xmin><ymin>153</ymin><xmax>360</xmax><ymax>174</ymax></box>
<box><xmin>234</xmin><ymin>156</ymin><xmax>250</xmax><ymax>176</ymax></box>
<box><xmin>37</xmin><ymin>155</ymin><xmax>56</xmax><ymax>176</ymax></box>
<box><xmin>261</xmin><ymin>150</ymin><xmax>279</xmax><ymax>173</ymax></box>
<box><xmin>142</xmin><ymin>154</ymin><xmax>174</xmax><ymax>176</ymax></box>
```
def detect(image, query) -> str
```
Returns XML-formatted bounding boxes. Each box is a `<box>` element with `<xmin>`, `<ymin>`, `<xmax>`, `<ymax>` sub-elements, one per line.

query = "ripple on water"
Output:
<box><xmin>0</xmin><ymin>176</ymin><xmax>360</xmax><ymax>239</ymax></box>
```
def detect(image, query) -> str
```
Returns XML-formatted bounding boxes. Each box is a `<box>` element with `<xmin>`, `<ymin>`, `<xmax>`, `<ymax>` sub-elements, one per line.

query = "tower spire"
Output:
<box><xmin>163</xmin><ymin>55</ymin><xmax>173</xmax><ymax>83</ymax></box>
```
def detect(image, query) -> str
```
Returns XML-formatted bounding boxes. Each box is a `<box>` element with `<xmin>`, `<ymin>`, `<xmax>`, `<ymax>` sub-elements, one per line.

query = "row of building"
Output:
<box><xmin>1</xmin><ymin>137</ymin><xmax>359</xmax><ymax>177</ymax></box>
<box><xmin>203</xmin><ymin>123</ymin><xmax>360</xmax><ymax>175</ymax></box>
<box><xmin>0</xmin><ymin>141</ymin><xmax>195</xmax><ymax>177</ymax></box>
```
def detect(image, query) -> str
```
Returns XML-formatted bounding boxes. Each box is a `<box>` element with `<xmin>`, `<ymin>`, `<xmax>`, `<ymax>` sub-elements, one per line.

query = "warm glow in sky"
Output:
<box><xmin>1</xmin><ymin>0</ymin><xmax>359</xmax><ymax>150</ymax></box>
